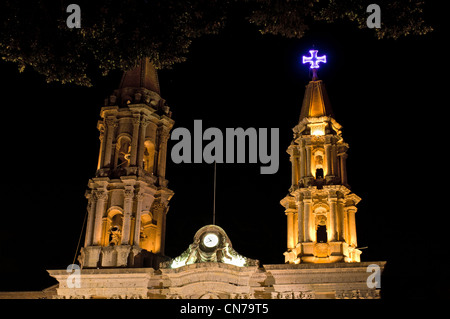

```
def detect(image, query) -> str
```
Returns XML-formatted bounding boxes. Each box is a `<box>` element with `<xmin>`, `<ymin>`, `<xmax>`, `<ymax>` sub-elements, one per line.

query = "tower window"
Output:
<box><xmin>316</xmin><ymin>225</ymin><xmax>328</xmax><ymax>243</ymax></box>
<box><xmin>315</xmin><ymin>168</ymin><xmax>324</xmax><ymax>179</ymax></box>
<box><xmin>143</xmin><ymin>140</ymin><xmax>155</xmax><ymax>174</ymax></box>
<box><xmin>315</xmin><ymin>214</ymin><xmax>328</xmax><ymax>243</ymax></box>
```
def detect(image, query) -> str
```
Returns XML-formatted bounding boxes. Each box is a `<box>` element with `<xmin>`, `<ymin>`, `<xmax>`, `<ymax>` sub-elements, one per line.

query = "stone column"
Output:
<box><xmin>160</xmin><ymin>208</ymin><xmax>167</xmax><ymax>254</ymax></box>
<box><xmin>331</xmin><ymin>144</ymin><xmax>338</xmax><ymax>177</ymax></box>
<box><xmin>84</xmin><ymin>192</ymin><xmax>96</xmax><ymax>247</ymax></box>
<box><xmin>348</xmin><ymin>207</ymin><xmax>357</xmax><ymax>246</ymax></box>
<box><xmin>133</xmin><ymin>193</ymin><xmax>145</xmax><ymax>247</ymax></box>
<box><xmin>130</xmin><ymin>115</ymin><xmax>140</xmax><ymax>166</ymax></box>
<box><xmin>154</xmin><ymin>201</ymin><xmax>165</xmax><ymax>254</ymax></box>
<box><xmin>343</xmin><ymin>208</ymin><xmax>349</xmax><ymax>244</ymax></box>
<box><xmin>297</xmin><ymin>201</ymin><xmax>304</xmax><ymax>243</ymax></box>
<box><xmin>103</xmin><ymin>118</ymin><xmax>116</xmax><ymax>168</ymax></box>
<box><xmin>92</xmin><ymin>189</ymin><xmax>107</xmax><ymax>245</ymax></box>
<box><xmin>303</xmin><ymin>198</ymin><xmax>313</xmax><ymax>242</ymax></box>
<box><xmin>324</xmin><ymin>141</ymin><xmax>332</xmax><ymax>178</ymax></box>
<box><xmin>96</xmin><ymin>124</ymin><xmax>105</xmax><ymax>170</ymax></box>
<box><xmin>337</xmin><ymin>198</ymin><xmax>345</xmax><ymax>241</ymax></box>
<box><xmin>293</xmin><ymin>211</ymin><xmax>298</xmax><ymax>247</ymax></box>
<box><xmin>305</xmin><ymin>144</ymin><xmax>312</xmax><ymax>178</ymax></box>
<box><xmin>157</xmin><ymin>129</ymin><xmax>170</xmax><ymax>181</ymax></box>
<box><xmin>294</xmin><ymin>154</ymin><xmax>300</xmax><ymax>186</ymax></box>
<box><xmin>328</xmin><ymin>197</ymin><xmax>338</xmax><ymax>241</ymax></box>
<box><xmin>299</xmin><ymin>144</ymin><xmax>305</xmax><ymax>180</ymax></box>
<box><xmin>121</xmin><ymin>185</ymin><xmax>134</xmax><ymax>245</ymax></box>
<box><xmin>286</xmin><ymin>209</ymin><xmax>296</xmax><ymax>249</ymax></box>
<box><xmin>290</xmin><ymin>156</ymin><xmax>296</xmax><ymax>187</ymax></box>
<box><xmin>137</xmin><ymin>118</ymin><xmax>150</xmax><ymax>169</ymax></box>
<box><xmin>340</xmin><ymin>153</ymin><xmax>348</xmax><ymax>185</ymax></box>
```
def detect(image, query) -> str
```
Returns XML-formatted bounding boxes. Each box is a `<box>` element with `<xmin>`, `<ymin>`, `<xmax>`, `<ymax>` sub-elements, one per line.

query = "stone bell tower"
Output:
<box><xmin>281</xmin><ymin>50</ymin><xmax>362</xmax><ymax>264</ymax></box>
<box><xmin>80</xmin><ymin>58</ymin><xmax>174</xmax><ymax>269</ymax></box>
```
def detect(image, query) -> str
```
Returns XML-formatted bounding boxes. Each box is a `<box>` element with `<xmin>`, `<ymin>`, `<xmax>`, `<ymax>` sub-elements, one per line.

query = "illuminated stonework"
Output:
<box><xmin>281</xmin><ymin>73</ymin><xmax>362</xmax><ymax>264</ymax></box>
<box><xmin>79</xmin><ymin>58</ymin><xmax>174</xmax><ymax>269</ymax></box>
<box><xmin>162</xmin><ymin>225</ymin><xmax>259</xmax><ymax>269</ymax></box>
<box><xmin>40</xmin><ymin>56</ymin><xmax>385</xmax><ymax>300</ymax></box>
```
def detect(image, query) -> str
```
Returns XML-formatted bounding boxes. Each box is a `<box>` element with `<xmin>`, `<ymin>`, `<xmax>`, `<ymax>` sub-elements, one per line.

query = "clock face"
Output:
<box><xmin>203</xmin><ymin>233</ymin><xmax>219</xmax><ymax>248</ymax></box>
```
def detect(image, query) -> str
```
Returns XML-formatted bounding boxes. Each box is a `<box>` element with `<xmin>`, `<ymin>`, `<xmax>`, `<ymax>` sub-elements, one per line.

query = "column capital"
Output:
<box><xmin>124</xmin><ymin>186</ymin><xmax>134</xmax><ymax>200</ymax></box>
<box><xmin>327</xmin><ymin>191</ymin><xmax>338</xmax><ymax>201</ymax></box>
<box><xmin>105</xmin><ymin>117</ymin><xmax>118</xmax><ymax>127</ymax></box>
<box><xmin>135</xmin><ymin>192</ymin><xmax>145</xmax><ymax>201</ymax></box>
<box><xmin>140</xmin><ymin>117</ymin><xmax>151</xmax><ymax>127</ymax></box>
<box><xmin>285</xmin><ymin>208</ymin><xmax>297</xmax><ymax>215</ymax></box>
<box><xmin>132</xmin><ymin>115</ymin><xmax>141</xmax><ymax>126</ymax></box>
<box><xmin>159</xmin><ymin>127</ymin><xmax>171</xmax><ymax>141</ymax></box>
<box><xmin>94</xmin><ymin>189</ymin><xmax>108</xmax><ymax>200</ymax></box>
<box><xmin>346</xmin><ymin>206</ymin><xmax>358</xmax><ymax>214</ymax></box>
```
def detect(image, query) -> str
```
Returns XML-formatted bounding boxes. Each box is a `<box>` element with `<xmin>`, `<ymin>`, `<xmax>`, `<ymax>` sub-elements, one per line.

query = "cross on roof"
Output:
<box><xmin>302</xmin><ymin>50</ymin><xmax>327</xmax><ymax>69</ymax></box>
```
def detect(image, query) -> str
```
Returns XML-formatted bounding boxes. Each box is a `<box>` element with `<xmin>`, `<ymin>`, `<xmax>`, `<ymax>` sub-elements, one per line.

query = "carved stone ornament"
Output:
<box><xmin>161</xmin><ymin>225</ymin><xmax>259</xmax><ymax>269</ymax></box>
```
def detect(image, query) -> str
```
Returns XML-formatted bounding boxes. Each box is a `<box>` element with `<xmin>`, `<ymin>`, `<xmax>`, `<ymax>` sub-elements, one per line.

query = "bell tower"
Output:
<box><xmin>281</xmin><ymin>50</ymin><xmax>362</xmax><ymax>264</ymax></box>
<box><xmin>80</xmin><ymin>58</ymin><xmax>174</xmax><ymax>269</ymax></box>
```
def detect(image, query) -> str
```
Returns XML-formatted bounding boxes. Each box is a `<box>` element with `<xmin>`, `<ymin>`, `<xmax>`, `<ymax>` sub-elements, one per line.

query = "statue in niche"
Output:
<box><xmin>118</xmin><ymin>145</ymin><xmax>131</xmax><ymax>168</ymax></box>
<box><xmin>314</xmin><ymin>155</ymin><xmax>324</xmax><ymax>179</ymax></box>
<box><xmin>315</xmin><ymin>154</ymin><xmax>323</xmax><ymax>166</ymax></box>
<box><xmin>109</xmin><ymin>225</ymin><xmax>122</xmax><ymax>246</ymax></box>
<box><xmin>315</xmin><ymin>214</ymin><xmax>327</xmax><ymax>226</ymax></box>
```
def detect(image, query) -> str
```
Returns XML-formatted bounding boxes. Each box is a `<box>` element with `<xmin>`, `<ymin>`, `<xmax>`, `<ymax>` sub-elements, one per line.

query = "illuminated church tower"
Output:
<box><xmin>45</xmin><ymin>52</ymin><xmax>383</xmax><ymax>300</ymax></box>
<box><xmin>281</xmin><ymin>50</ymin><xmax>362</xmax><ymax>264</ymax></box>
<box><xmin>80</xmin><ymin>58</ymin><xmax>174</xmax><ymax>268</ymax></box>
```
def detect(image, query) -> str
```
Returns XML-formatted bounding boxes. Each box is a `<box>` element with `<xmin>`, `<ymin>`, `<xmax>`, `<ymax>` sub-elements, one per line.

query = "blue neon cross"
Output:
<box><xmin>302</xmin><ymin>50</ymin><xmax>327</xmax><ymax>69</ymax></box>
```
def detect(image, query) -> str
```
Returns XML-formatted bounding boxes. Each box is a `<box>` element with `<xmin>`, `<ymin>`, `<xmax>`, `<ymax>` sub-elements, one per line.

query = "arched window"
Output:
<box><xmin>117</xmin><ymin>136</ymin><xmax>131</xmax><ymax>168</ymax></box>
<box><xmin>143</xmin><ymin>140</ymin><xmax>155</xmax><ymax>174</ymax></box>
<box><xmin>140</xmin><ymin>212</ymin><xmax>156</xmax><ymax>252</ymax></box>
<box><xmin>105</xmin><ymin>208</ymin><xmax>123</xmax><ymax>246</ymax></box>
<box><xmin>316</xmin><ymin>168</ymin><xmax>324</xmax><ymax>179</ymax></box>
<box><xmin>315</xmin><ymin>215</ymin><xmax>328</xmax><ymax>243</ymax></box>
<box><xmin>313</xmin><ymin>149</ymin><xmax>324</xmax><ymax>179</ymax></box>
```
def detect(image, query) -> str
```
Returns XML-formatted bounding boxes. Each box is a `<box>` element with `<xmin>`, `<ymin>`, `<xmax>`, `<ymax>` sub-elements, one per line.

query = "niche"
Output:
<box><xmin>106</xmin><ymin>209</ymin><xmax>123</xmax><ymax>246</ymax></box>
<box><xmin>139</xmin><ymin>212</ymin><xmax>156</xmax><ymax>252</ymax></box>
<box><xmin>143</xmin><ymin>140</ymin><xmax>155</xmax><ymax>174</ymax></box>
<box><xmin>315</xmin><ymin>214</ymin><xmax>328</xmax><ymax>243</ymax></box>
<box><xmin>117</xmin><ymin>136</ymin><xmax>131</xmax><ymax>168</ymax></box>
<box><xmin>313</xmin><ymin>149</ymin><xmax>324</xmax><ymax>179</ymax></box>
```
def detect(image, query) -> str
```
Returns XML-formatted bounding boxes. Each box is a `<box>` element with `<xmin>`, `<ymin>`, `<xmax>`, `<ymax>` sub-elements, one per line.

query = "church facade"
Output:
<box><xmin>45</xmin><ymin>54</ymin><xmax>384</xmax><ymax>299</ymax></box>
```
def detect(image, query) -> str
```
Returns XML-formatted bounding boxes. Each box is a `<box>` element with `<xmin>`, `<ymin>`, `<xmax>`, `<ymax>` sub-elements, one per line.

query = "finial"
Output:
<box><xmin>302</xmin><ymin>50</ymin><xmax>327</xmax><ymax>80</ymax></box>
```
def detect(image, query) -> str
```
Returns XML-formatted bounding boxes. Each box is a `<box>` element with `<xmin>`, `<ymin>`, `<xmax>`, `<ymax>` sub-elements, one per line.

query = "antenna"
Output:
<box><xmin>213</xmin><ymin>161</ymin><xmax>217</xmax><ymax>225</ymax></box>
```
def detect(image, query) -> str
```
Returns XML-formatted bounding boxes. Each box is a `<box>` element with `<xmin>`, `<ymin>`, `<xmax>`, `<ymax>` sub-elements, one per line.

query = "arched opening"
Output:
<box><xmin>117</xmin><ymin>136</ymin><xmax>131</xmax><ymax>168</ymax></box>
<box><xmin>104</xmin><ymin>209</ymin><xmax>123</xmax><ymax>246</ymax></box>
<box><xmin>313</xmin><ymin>149</ymin><xmax>324</xmax><ymax>179</ymax></box>
<box><xmin>315</xmin><ymin>215</ymin><xmax>328</xmax><ymax>243</ymax></box>
<box><xmin>316</xmin><ymin>225</ymin><xmax>327</xmax><ymax>243</ymax></box>
<box><xmin>143</xmin><ymin>140</ymin><xmax>155</xmax><ymax>174</ymax></box>
<box><xmin>315</xmin><ymin>168</ymin><xmax>324</xmax><ymax>179</ymax></box>
<box><xmin>140</xmin><ymin>212</ymin><xmax>156</xmax><ymax>252</ymax></box>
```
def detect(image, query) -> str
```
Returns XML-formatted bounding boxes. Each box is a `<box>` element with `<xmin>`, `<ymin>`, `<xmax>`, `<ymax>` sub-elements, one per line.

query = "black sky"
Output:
<box><xmin>0</xmin><ymin>2</ymin><xmax>448</xmax><ymax>298</ymax></box>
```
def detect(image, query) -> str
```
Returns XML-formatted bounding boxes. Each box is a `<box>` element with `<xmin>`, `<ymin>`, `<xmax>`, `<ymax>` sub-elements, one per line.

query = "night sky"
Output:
<box><xmin>0</xmin><ymin>2</ymin><xmax>448</xmax><ymax>299</ymax></box>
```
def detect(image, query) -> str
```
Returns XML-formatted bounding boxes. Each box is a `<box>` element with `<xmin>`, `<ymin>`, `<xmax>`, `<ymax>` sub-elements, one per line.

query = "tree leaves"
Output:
<box><xmin>0</xmin><ymin>0</ymin><xmax>432</xmax><ymax>86</ymax></box>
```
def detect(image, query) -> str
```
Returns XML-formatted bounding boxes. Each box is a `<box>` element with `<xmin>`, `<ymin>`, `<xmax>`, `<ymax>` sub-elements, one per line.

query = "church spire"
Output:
<box><xmin>79</xmin><ymin>56</ymin><xmax>174</xmax><ymax>270</ymax></box>
<box><xmin>299</xmin><ymin>50</ymin><xmax>333</xmax><ymax>121</ymax></box>
<box><xmin>299</xmin><ymin>79</ymin><xmax>333</xmax><ymax>121</ymax></box>
<box><xmin>119</xmin><ymin>57</ymin><xmax>160</xmax><ymax>94</ymax></box>
<box><xmin>281</xmin><ymin>49</ymin><xmax>362</xmax><ymax>264</ymax></box>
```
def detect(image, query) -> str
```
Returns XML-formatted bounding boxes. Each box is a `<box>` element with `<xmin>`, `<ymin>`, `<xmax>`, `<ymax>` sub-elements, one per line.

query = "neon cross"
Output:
<box><xmin>302</xmin><ymin>50</ymin><xmax>327</xmax><ymax>69</ymax></box>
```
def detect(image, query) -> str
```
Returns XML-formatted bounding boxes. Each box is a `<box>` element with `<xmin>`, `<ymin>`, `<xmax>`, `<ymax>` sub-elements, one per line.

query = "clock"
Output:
<box><xmin>203</xmin><ymin>233</ymin><xmax>219</xmax><ymax>248</ymax></box>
